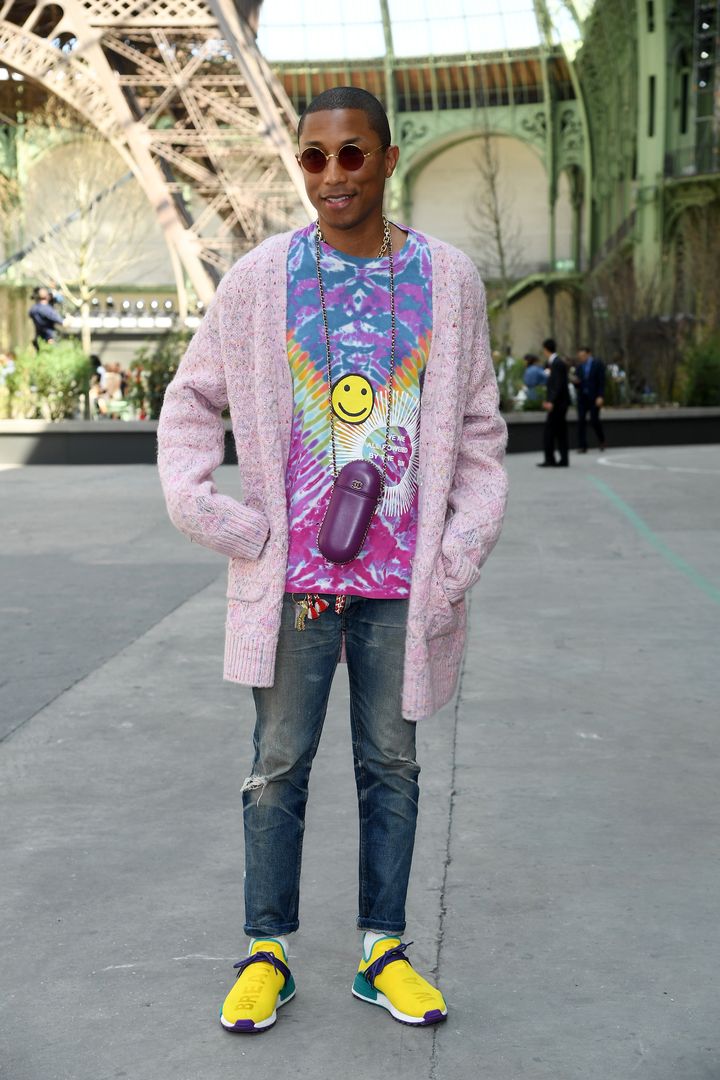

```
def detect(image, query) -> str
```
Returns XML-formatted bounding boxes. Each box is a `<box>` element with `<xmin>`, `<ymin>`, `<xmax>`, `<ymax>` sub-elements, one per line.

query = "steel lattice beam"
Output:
<box><xmin>0</xmin><ymin>0</ymin><xmax>313</xmax><ymax>305</ymax></box>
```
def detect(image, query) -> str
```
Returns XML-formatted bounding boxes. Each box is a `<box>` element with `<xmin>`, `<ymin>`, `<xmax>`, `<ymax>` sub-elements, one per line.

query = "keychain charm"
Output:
<box><xmin>293</xmin><ymin>596</ymin><xmax>310</xmax><ymax>631</ymax></box>
<box><xmin>307</xmin><ymin>595</ymin><xmax>330</xmax><ymax>620</ymax></box>
<box><xmin>293</xmin><ymin>594</ymin><xmax>329</xmax><ymax>631</ymax></box>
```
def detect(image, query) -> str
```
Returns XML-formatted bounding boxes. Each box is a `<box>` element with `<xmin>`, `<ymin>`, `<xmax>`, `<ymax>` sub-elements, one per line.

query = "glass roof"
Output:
<box><xmin>256</xmin><ymin>1</ymin><xmax>589</xmax><ymax>63</ymax></box>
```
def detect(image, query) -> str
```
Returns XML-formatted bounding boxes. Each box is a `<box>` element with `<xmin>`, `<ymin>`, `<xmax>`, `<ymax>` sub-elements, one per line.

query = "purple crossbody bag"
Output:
<box><xmin>317</xmin><ymin>460</ymin><xmax>383</xmax><ymax>564</ymax></box>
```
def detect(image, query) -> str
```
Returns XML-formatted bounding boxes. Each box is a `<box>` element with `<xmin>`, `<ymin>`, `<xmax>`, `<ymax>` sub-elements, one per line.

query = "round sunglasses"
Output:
<box><xmin>298</xmin><ymin>143</ymin><xmax>387</xmax><ymax>174</ymax></box>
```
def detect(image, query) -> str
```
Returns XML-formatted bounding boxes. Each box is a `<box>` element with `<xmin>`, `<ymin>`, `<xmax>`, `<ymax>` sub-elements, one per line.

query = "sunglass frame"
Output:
<box><xmin>298</xmin><ymin>143</ymin><xmax>387</xmax><ymax>174</ymax></box>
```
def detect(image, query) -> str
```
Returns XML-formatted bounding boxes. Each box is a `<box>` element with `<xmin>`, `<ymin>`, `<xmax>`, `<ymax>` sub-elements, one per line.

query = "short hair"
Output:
<box><xmin>523</xmin><ymin>353</ymin><xmax>539</xmax><ymax>364</ymax></box>
<box><xmin>542</xmin><ymin>338</ymin><xmax>557</xmax><ymax>353</ymax></box>
<box><xmin>578</xmin><ymin>345</ymin><xmax>592</xmax><ymax>353</ymax></box>
<box><xmin>298</xmin><ymin>86</ymin><xmax>391</xmax><ymax>146</ymax></box>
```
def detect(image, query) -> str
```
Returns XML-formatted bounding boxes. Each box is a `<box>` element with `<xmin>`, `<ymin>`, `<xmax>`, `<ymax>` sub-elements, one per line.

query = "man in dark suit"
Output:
<box><xmin>572</xmin><ymin>346</ymin><xmax>606</xmax><ymax>452</ymax></box>
<box><xmin>538</xmin><ymin>337</ymin><xmax>570</xmax><ymax>467</ymax></box>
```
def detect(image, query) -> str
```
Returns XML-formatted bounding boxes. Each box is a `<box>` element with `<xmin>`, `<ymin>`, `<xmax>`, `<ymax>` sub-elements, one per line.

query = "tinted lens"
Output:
<box><xmin>336</xmin><ymin>144</ymin><xmax>367</xmax><ymax>171</ymax></box>
<box><xmin>300</xmin><ymin>147</ymin><xmax>328</xmax><ymax>173</ymax></box>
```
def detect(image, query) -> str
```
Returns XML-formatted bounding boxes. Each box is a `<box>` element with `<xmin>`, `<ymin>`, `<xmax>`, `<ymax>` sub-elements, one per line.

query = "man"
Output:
<box><xmin>572</xmin><ymin>345</ymin><xmax>606</xmax><ymax>452</ymax></box>
<box><xmin>538</xmin><ymin>337</ymin><xmax>570</xmax><ymax>467</ymax></box>
<box><xmin>522</xmin><ymin>352</ymin><xmax>548</xmax><ymax>404</ymax></box>
<box><xmin>0</xmin><ymin>349</ymin><xmax>16</xmax><ymax>386</ymax></box>
<box><xmin>28</xmin><ymin>287</ymin><xmax>63</xmax><ymax>349</ymax></box>
<box><xmin>157</xmin><ymin>87</ymin><xmax>507</xmax><ymax>1033</ymax></box>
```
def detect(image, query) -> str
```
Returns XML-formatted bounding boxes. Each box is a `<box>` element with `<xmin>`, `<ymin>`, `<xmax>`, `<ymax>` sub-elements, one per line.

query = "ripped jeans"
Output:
<box><xmin>242</xmin><ymin>593</ymin><xmax>419</xmax><ymax>938</ymax></box>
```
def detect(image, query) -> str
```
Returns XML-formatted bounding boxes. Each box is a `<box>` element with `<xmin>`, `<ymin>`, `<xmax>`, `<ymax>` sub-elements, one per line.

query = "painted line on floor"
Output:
<box><xmin>590</xmin><ymin>475</ymin><xmax>720</xmax><ymax>606</ymax></box>
<box><xmin>597</xmin><ymin>455</ymin><xmax>720</xmax><ymax>475</ymax></box>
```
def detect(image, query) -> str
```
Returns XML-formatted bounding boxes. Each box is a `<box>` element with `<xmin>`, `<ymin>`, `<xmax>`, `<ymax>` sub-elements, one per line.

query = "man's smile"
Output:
<box><xmin>322</xmin><ymin>193</ymin><xmax>355</xmax><ymax>207</ymax></box>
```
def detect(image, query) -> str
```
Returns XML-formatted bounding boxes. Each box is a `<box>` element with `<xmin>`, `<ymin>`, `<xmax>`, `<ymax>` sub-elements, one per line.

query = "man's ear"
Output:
<box><xmin>385</xmin><ymin>145</ymin><xmax>400</xmax><ymax>178</ymax></box>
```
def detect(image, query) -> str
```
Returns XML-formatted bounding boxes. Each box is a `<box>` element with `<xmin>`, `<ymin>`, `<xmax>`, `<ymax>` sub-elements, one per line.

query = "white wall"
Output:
<box><xmin>409</xmin><ymin>134</ymin><xmax>573</xmax><ymax>278</ymax></box>
<box><xmin>508</xmin><ymin>287</ymin><xmax>577</xmax><ymax>359</ymax></box>
<box><xmin>21</xmin><ymin>138</ymin><xmax>174</xmax><ymax>287</ymax></box>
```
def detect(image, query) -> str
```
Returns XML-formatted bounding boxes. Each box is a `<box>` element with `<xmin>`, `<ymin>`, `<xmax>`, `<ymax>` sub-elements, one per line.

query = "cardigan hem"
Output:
<box><xmin>223</xmin><ymin>630</ymin><xmax>277</xmax><ymax>687</ymax></box>
<box><xmin>401</xmin><ymin>656</ymin><xmax>459</xmax><ymax>721</ymax></box>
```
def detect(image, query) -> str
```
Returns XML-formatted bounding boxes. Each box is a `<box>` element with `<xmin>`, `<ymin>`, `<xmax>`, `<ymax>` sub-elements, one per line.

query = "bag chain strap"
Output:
<box><xmin>314</xmin><ymin>217</ymin><xmax>396</xmax><ymax>494</ymax></box>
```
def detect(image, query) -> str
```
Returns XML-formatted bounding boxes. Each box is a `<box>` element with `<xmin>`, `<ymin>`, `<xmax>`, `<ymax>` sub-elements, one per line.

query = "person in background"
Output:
<box><xmin>0</xmin><ymin>349</ymin><xmax>16</xmax><ymax>385</ymax></box>
<box><xmin>538</xmin><ymin>337</ymin><xmax>570</xmax><ymax>467</ymax></box>
<box><xmin>49</xmin><ymin>281</ymin><xmax>65</xmax><ymax>311</ymax></box>
<box><xmin>103</xmin><ymin>361</ymin><xmax>123</xmax><ymax>401</ymax></box>
<box><xmin>28</xmin><ymin>287</ymin><xmax>63</xmax><ymax>349</ymax></box>
<box><xmin>88</xmin><ymin>373</ymin><xmax>103</xmax><ymax>417</ymax></box>
<box><xmin>522</xmin><ymin>353</ymin><xmax>548</xmax><ymax>404</ymax></box>
<box><xmin>572</xmin><ymin>345</ymin><xmax>606</xmax><ymax>452</ymax></box>
<box><xmin>95</xmin><ymin>361</ymin><xmax>124</xmax><ymax>418</ymax></box>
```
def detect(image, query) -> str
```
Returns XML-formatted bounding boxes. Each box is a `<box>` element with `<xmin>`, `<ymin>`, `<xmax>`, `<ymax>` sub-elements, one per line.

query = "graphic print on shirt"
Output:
<box><xmin>331</xmin><ymin>373</ymin><xmax>375</xmax><ymax>423</ymax></box>
<box><xmin>332</xmin><ymin>357</ymin><xmax>425</xmax><ymax>520</ymax></box>
<box><xmin>285</xmin><ymin>225</ymin><xmax>433</xmax><ymax>598</ymax></box>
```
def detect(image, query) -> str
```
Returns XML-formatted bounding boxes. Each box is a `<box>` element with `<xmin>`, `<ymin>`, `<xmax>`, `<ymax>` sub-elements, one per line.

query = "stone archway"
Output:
<box><xmin>407</xmin><ymin>133</ymin><xmax>559</xmax><ymax>274</ymax></box>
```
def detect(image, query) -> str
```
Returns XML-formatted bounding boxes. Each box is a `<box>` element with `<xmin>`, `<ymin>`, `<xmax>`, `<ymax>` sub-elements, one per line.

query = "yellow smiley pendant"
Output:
<box><xmin>330</xmin><ymin>373</ymin><xmax>374</xmax><ymax>424</ymax></box>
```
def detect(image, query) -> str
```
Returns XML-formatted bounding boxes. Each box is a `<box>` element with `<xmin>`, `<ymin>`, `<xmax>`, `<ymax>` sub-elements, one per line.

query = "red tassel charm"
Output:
<box><xmin>306</xmin><ymin>595</ymin><xmax>330</xmax><ymax>620</ymax></box>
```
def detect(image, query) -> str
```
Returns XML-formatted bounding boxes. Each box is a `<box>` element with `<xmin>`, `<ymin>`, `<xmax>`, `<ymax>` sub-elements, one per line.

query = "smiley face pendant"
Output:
<box><xmin>330</xmin><ymin>373</ymin><xmax>374</xmax><ymax>424</ymax></box>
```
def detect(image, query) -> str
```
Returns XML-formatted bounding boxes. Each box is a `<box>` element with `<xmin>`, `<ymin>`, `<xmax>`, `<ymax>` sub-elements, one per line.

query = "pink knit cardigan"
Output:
<box><xmin>157</xmin><ymin>230</ymin><xmax>508</xmax><ymax>720</ymax></box>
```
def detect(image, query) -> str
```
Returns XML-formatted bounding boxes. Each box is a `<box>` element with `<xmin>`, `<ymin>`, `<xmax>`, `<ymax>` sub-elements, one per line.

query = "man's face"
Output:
<box><xmin>297</xmin><ymin>109</ymin><xmax>398</xmax><ymax>236</ymax></box>
<box><xmin>577</xmin><ymin>349</ymin><xmax>588</xmax><ymax>362</ymax></box>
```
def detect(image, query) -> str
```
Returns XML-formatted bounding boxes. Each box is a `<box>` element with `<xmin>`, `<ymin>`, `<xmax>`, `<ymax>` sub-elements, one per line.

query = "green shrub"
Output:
<box><xmin>128</xmin><ymin>330</ymin><xmax>189</xmax><ymax>419</ymax></box>
<box><xmin>6</xmin><ymin>339</ymin><xmax>91</xmax><ymax>420</ymax></box>
<box><xmin>495</xmin><ymin>355</ymin><xmax>527</xmax><ymax>412</ymax></box>
<box><xmin>683</xmin><ymin>337</ymin><xmax>720</xmax><ymax>406</ymax></box>
<box><xmin>522</xmin><ymin>384</ymin><xmax>546</xmax><ymax>411</ymax></box>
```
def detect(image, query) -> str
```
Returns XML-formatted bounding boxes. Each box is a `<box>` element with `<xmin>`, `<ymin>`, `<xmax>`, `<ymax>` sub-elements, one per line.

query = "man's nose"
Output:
<box><xmin>324</xmin><ymin>155</ymin><xmax>347</xmax><ymax>183</ymax></box>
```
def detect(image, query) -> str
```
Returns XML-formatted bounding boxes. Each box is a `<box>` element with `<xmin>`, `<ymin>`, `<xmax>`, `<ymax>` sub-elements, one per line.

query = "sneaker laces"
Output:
<box><xmin>362</xmin><ymin>940</ymin><xmax>414</xmax><ymax>988</ymax></box>
<box><xmin>233</xmin><ymin>951</ymin><xmax>291</xmax><ymax>986</ymax></box>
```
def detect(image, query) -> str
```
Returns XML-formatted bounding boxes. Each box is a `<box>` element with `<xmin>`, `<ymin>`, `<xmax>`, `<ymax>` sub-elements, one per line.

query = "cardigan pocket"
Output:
<box><xmin>424</xmin><ymin>556</ymin><xmax>462</xmax><ymax>639</ymax></box>
<box><xmin>226</xmin><ymin>539</ymin><xmax>279</xmax><ymax>601</ymax></box>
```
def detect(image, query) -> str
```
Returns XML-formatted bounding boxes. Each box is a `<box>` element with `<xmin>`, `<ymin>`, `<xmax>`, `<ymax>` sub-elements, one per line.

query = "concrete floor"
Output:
<box><xmin>1</xmin><ymin>445</ymin><xmax>718</xmax><ymax>1080</ymax></box>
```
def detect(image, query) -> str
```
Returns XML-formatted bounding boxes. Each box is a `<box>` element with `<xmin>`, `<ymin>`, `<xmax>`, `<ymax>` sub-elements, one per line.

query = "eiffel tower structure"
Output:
<box><xmin>0</xmin><ymin>0</ymin><xmax>313</xmax><ymax>310</ymax></box>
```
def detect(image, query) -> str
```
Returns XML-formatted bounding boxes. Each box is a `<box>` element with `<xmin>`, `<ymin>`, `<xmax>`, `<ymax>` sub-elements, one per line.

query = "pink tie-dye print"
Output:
<box><xmin>284</xmin><ymin>225</ymin><xmax>433</xmax><ymax>597</ymax></box>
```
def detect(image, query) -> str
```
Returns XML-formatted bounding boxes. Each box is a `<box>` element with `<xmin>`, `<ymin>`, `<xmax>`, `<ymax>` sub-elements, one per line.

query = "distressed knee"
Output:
<box><xmin>241</xmin><ymin>773</ymin><xmax>269</xmax><ymax>805</ymax></box>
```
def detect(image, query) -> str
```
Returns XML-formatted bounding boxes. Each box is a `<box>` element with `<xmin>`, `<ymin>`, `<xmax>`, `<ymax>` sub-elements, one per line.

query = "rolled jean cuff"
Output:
<box><xmin>244</xmin><ymin>920</ymin><xmax>299</xmax><ymax>937</ymax></box>
<box><xmin>356</xmin><ymin>918</ymin><xmax>406</xmax><ymax>934</ymax></box>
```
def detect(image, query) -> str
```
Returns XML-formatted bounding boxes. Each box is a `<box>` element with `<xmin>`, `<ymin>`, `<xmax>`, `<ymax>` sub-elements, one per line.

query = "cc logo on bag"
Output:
<box><xmin>351</xmin><ymin>480</ymin><xmax>363</xmax><ymax>490</ymax></box>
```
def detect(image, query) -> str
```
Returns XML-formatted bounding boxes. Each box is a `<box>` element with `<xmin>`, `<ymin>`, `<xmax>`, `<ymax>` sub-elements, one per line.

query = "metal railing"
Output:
<box><xmin>664</xmin><ymin>144</ymin><xmax>720</xmax><ymax>178</ymax></box>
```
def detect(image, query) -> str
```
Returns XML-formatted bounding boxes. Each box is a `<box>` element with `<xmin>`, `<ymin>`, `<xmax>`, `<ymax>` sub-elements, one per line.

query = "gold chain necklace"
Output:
<box><xmin>315</xmin><ymin>216</ymin><xmax>391</xmax><ymax>260</ymax></box>
<box><xmin>313</xmin><ymin>218</ymin><xmax>396</xmax><ymax>491</ymax></box>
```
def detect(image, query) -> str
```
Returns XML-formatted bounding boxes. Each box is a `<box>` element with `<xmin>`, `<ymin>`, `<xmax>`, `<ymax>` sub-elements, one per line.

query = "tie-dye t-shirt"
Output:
<box><xmin>284</xmin><ymin>223</ymin><xmax>433</xmax><ymax>598</ymax></box>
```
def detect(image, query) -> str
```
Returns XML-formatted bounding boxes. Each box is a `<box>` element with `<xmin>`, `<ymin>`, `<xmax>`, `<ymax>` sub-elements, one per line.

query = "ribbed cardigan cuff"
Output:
<box><xmin>207</xmin><ymin>501</ymin><xmax>270</xmax><ymax>559</ymax></box>
<box><xmin>441</xmin><ymin>551</ymin><xmax>481</xmax><ymax>603</ymax></box>
<box><xmin>223</xmin><ymin>630</ymin><xmax>277</xmax><ymax>687</ymax></box>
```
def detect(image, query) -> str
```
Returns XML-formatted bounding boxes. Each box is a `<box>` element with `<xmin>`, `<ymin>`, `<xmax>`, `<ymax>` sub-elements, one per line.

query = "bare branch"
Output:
<box><xmin>467</xmin><ymin>122</ymin><xmax>524</xmax><ymax>354</ymax></box>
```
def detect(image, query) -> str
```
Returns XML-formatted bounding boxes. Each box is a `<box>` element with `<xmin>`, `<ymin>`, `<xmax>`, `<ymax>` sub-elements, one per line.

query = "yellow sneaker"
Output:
<box><xmin>220</xmin><ymin>938</ymin><xmax>295</xmax><ymax>1033</ymax></box>
<box><xmin>352</xmin><ymin>938</ymin><xmax>447</xmax><ymax>1026</ymax></box>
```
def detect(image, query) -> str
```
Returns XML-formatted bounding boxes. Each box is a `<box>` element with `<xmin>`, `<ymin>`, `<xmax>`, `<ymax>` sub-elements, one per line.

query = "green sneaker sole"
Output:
<box><xmin>351</xmin><ymin>973</ymin><xmax>446</xmax><ymax>1027</ymax></box>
